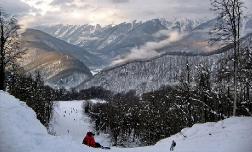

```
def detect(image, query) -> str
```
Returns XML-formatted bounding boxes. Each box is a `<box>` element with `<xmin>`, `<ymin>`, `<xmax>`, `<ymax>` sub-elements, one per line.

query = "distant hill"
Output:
<box><xmin>19</xmin><ymin>29</ymin><xmax>95</xmax><ymax>89</ymax></box>
<box><xmin>76</xmin><ymin>33</ymin><xmax>252</xmax><ymax>94</ymax></box>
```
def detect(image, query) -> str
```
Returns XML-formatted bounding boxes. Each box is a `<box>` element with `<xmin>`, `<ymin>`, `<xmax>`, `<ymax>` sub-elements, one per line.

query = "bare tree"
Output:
<box><xmin>210</xmin><ymin>0</ymin><xmax>244</xmax><ymax>116</ymax></box>
<box><xmin>0</xmin><ymin>9</ymin><xmax>22</xmax><ymax>90</ymax></box>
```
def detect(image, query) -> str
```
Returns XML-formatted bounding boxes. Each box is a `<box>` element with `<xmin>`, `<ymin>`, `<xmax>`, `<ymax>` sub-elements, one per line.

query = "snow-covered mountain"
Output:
<box><xmin>158</xmin><ymin>19</ymin><xmax>222</xmax><ymax>54</ymax></box>
<box><xmin>20</xmin><ymin>29</ymin><xmax>96</xmax><ymax>89</ymax></box>
<box><xmin>35</xmin><ymin>18</ymin><xmax>202</xmax><ymax>63</ymax></box>
<box><xmin>76</xmin><ymin>53</ymin><xmax>220</xmax><ymax>94</ymax></box>
<box><xmin>35</xmin><ymin>17</ymin><xmax>252</xmax><ymax>66</ymax></box>
<box><xmin>32</xmin><ymin>17</ymin><xmax>252</xmax><ymax>91</ymax></box>
<box><xmin>157</xmin><ymin>17</ymin><xmax>252</xmax><ymax>55</ymax></box>
<box><xmin>74</xmin><ymin>16</ymin><xmax>252</xmax><ymax>93</ymax></box>
<box><xmin>22</xmin><ymin>29</ymin><xmax>104</xmax><ymax>67</ymax></box>
<box><xmin>76</xmin><ymin>33</ymin><xmax>252</xmax><ymax>94</ymax></box>
<box><xmin>1</xmin><ymin>91</ymin><xmax>252</xmax><ymax>152</ymax></box>
<box><xmin>159</xmin><ymin>18</ymin><xmax>203</xmax><ymax>32</ymax></box>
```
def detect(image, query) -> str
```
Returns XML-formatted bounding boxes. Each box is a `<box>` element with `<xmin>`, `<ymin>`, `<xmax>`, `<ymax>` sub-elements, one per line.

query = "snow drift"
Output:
<box><xmin>0</xmin><ymin>91</ymin><xmax>252</xmax><ymax>152</ymax></box>
<box><xmin>0</xmin><ymin>91</ymin><xmax>89</xmax><ymax>152</ymax></box>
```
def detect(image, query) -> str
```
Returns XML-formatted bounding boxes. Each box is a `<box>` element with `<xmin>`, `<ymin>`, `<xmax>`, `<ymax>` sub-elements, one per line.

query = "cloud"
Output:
<box><xmin>1</xmin><ymin>0</ymin><xmax>251</xmax><ymax>27</ymax></box>
<box><xmin>0</xmin><ymin>0</ymin><xmax>30</xmax><ymax>15</ymax></box>
<box><xmin>111</xmin><ymin>0</ymin><xmax>129</xmax><ymax>3</ymax></box>
<box><xmin>18</xmin><ymin>15</ymin><xmax>37</xmax><ymax>32</ymax></box>
<box><xmin>112</xmin><ymin>31</ymin><xmax>185</xmax><ymax>65</ymax></box>
<box><xmin>50</xmin><ymin>0</ymin><xmax>74</xmax><ymax>5</ymax></box>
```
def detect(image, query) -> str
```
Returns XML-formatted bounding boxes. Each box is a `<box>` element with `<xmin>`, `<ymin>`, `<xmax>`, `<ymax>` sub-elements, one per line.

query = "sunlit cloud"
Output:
<box><xmin>13</xmin><ymin>0</ymin><xmax>126</xmax><ymax>26</ymax></box>
<box><xmin>112</xmin><ymin>31</ymin><xmax>185</xmax><ymax>65</ymax></box>
<box><xmin>21</xmin><ymin>0</ymin><xmax>60</xmax><ymax>15</ymax></box>
<box><xmin>1</xmin><ymin>0</ymin><xmax>251</xmax><ymax>27</ymax></box>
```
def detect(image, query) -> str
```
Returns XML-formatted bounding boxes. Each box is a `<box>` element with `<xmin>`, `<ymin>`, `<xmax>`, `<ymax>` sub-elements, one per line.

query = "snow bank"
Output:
<box><xmin>156</xmin><ymin>117</ymin><xmax>252</xmax><ymax>152</ymax></box>
<box><xmin>0</xmin><ymin>91</ymin><xmax>99</xmax><ymax>152</ymax></box>
<box><xmin>0</xmin><ymin>91</ymin><xmax>252</xmax><ymax>152</ymax></box>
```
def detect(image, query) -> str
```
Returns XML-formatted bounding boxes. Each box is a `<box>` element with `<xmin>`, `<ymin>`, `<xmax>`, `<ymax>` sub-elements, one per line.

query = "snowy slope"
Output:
<box><xmin>156</xmin><ymin>117</ymin><xmax>252</xmax><ymax>152</ymax></box>
<box><xmin>76</xmin><ymin>53</ymin><xmax>222</xmax><ymax>94</ymax></box>
<box><xmin>0</xmin><ymin>91</ymin><xmax>87</xmax><ymax>152</ymax></box>
<box><xmin>1</xmin><ymin>91</ymin><xmax>252</xmax><ymax>152</ymax></box>
<box><xmin>49</xmin><ymin>101</ymin><xmax>110</xmax><ymax>145</ymax></box>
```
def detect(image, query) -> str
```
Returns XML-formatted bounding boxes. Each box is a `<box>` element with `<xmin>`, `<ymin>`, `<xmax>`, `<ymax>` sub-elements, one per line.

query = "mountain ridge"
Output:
<box><xmin>20</xmin><ymin>29</ymin><xmax>94</xmax><ymax>89</ymax></box>
<box><xmin>35</xmin><ymin>18</ymin><xmax>202</xmax><ymax>64</ymax></box>
<box><xmin>76</xmin><ymin>32</ymin><xmax>252</xmax><ymax>94</ymax></box>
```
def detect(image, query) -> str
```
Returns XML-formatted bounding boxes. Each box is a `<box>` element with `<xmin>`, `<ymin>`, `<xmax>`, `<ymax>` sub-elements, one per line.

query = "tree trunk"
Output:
<box><xmin>0</xmin><ymin>37</ymin><xmax>5</xmax><ymax>90</ymax></box>
<box><xmin>0</xmin><ymin>14</ymin><xmax>5</xmax><ymax>91</ymax></box>
<box><xmin>233</xmin><ymin>44</ymin><xmax>238</xmax><ymax>116</ymax></box>
<box><xmin>246</xmin><ymin>82</ymin><xmax>250</xmax><ymax>101</ymax></box>
<box><xmin>0</xmin><ymin>63</ymin><xmax>4</xmax><ymax>90</ymax></box>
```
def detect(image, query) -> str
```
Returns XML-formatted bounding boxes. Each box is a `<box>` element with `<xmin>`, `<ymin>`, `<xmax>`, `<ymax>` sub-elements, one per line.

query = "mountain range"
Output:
<box><xmin>75</xmin><ymin>17</ymin><xmax>252</xmax><ymax>93</ymax></box>
<box><xmin>23</xmin><ymin>17</ymin><xmax>252</xmax><ymax>91</ymax></box>
<box><xmin>35</xmin><ymin>18</ymin><xmax>202</xmax><ymax>64</ymax></box>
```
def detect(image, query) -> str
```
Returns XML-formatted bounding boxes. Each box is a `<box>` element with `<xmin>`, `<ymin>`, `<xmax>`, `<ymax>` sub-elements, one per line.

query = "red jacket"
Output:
<box><xmin>83</xmin><ymin>132</ymin><xmax>96</xmax><ymax>147</ymax></box>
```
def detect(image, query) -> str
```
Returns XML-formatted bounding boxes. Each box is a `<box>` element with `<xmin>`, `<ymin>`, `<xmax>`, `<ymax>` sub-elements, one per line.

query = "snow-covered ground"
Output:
<box><xmin>1</xmin><ymin>91</ymin><xmax>252</xmax><ymax>152</ymax></box>
<box><xmin>49</xmin><ymin>100</ymin><xmax>110</xmax><ymax>145</ymax></box>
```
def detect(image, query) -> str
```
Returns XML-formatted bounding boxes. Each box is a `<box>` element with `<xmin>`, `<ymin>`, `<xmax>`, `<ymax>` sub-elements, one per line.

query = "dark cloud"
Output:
<box><xmin>50</xmin><ymin>0</ymin><xmax>74</xmax><ymax>5</ymax></box>
<box><xmin>50</xmin><ymin>0</ymin><xmax>93</xmax><ymax>10</ymax></box>
<box><xmin>0</xmin><ymin>0</ymin><xmax>30</xmax><ymax>15</ymax></box>
<box><xmin>35</xmin><ymin>1</ymin><xmax>43</xmax><ymax>5</ymax></box>
<box><xmin>111</xmin><ymin>0</ymin><xmax>130</xmax><ymax>3</ymax></box>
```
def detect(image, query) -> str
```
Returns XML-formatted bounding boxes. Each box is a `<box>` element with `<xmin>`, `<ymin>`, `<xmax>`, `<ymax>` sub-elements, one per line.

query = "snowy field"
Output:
<box><xmin>1</xmin><ymin>91</ymin><xmax>252</xmax><ymax>152</ymax></box>
<box><xmin>49</xmin><ymin>100</ymin><xmax>110</xmax><ymax>145</ymax></box>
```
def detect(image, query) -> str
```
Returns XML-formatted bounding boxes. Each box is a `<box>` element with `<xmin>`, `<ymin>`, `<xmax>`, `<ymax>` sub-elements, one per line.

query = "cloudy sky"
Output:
<box><xmin>0</xmin><ymin>0</ymin><xmax>251</xmax><ymax>27</ymax></box>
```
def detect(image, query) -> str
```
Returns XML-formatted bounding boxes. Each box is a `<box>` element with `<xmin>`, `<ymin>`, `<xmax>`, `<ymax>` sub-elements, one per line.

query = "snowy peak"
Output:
<box><xmin>159</xmin><ymin>17</ymin><xmax>252</xmax><ymax>55</ymax></box>
<box><xmin>160</xmin><ymin>18</ymin><xmax>203</xmax><ymax>32</ymax></box>
<box><xmin>35</xmin><ymin>18</ymin><xmax>201</xmax><ymax>63</ymax></box>
<box><xmin>35</xmin><ymin>17</ymin><xmax>252</xmax><ymax>67</ymax></box>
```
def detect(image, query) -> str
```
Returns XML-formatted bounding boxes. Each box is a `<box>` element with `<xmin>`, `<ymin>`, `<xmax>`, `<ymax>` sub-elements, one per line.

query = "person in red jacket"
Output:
<box><xmin>82</xmin><ymin>132</ymin><xmax>101</xmax><ymax>148</ymax></box>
